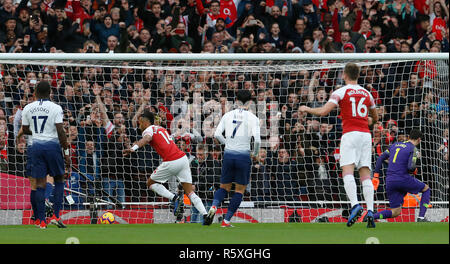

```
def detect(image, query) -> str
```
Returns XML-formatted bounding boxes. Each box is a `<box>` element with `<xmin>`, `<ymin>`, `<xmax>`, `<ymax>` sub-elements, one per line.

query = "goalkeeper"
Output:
<box><xmin>372</xmin><ymin>129</ymin><xmax>431</xmax><ymax>222</ymax></box>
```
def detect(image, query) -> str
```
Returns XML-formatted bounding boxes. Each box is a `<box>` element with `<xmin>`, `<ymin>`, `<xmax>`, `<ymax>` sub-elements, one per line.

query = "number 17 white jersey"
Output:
<box><xmin>214</xmin><ymin>108</ymin><xmax>261</xmax><ymax>155</ymax></box>
<box><xmin>21</xmin><ymin>99</ymin><xmax>64</xmax><ymax>144</ymax></box>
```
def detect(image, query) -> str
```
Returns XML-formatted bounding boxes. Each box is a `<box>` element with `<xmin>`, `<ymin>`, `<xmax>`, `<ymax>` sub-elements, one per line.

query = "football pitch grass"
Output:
<box><xmin>0</xmin><ymin>222</ymin><xmax>448</xmax><ymax>244</ymax></box>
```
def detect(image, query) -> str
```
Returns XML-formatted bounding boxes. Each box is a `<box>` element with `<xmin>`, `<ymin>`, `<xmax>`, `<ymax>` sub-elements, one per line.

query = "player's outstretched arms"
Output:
<box><xmin>18</xmin><ymin>125</ymin><xmax>32</xmax><ymax>137</ymax></box>
<box><xmin>56</xmin><ymin>123</ymin><xmax>70</xmax><ymax>167</ymax></box>
<box><xmin>368</xmin><ymin>107</ymin><xmax>378</xmax><ymax>127</ymax></box>
<box><xmin>213</xmin><ymin>117</ymin><xmax>226</xmax><ymax>144</ymax></box>
<box><xmin>407</xmin><ymin>148</ymin><xmax>419</xmax><ymax>174</ymax></box>
<box><xmin>123</xmin><ymin>134</ymin><xmax>152</xmax><ymax>156</ymax></box>
<box><xmin>299</xmin><ymin>102</ymin><xmax>336</xmax><ymax>117</ymax></box>
<box><xmin>251</xmin><ymin>117</ymin><xmax>261</xmax><ymax>157</ymax></box>
<box><xmin>122</xmin><ymin>148</ymin><xmax>134</xmax><ymax>156</ymax></box>
<box><xmin>15</xmin><ymin>126</ymin><xmax>31</xmax><ymax>148</ymax></box>
<box><xmin>372</xmin><ymin>150</ymin><xmax>390</xmax><ymax>190</ymax></box>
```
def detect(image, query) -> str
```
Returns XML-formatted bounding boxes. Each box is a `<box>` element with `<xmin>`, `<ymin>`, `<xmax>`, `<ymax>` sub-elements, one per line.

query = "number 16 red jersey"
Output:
<box><xmin>328</xmin><ymin>84</ymin><xmax>376</xmax><ymax>135</ymax></box>
<box><xmin>142</xmin><ymin>125</ymin><xmax>186</xmax><ymax>162</ymax></box>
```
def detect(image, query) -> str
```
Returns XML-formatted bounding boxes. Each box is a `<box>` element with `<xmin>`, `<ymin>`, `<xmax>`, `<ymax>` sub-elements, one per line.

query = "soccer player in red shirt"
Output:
<box><xmin>299</xmin><ymin>63</ymin><xmax>379</xmax><ymax>228</ymax></box>
<box><xmin>123</xmin><ymin>110</ymin><xmax>208</xmax><ymax>223</ymax></box>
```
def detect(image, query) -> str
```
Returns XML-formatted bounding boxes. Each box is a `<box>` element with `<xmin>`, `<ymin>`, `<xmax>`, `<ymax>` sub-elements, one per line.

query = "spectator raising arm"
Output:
<box><xmin>131</xmin><ymin>94</ymin><xmax>150</xmax><ymax>129</ymax></box>
<box><xmin>307</xmin><ymin>71</ymin><xmax>320</xmax><ymax>103</ymax></box>
<box><xmin>195</xmin><ymin>0</ymin><xmax>207</xmax><ymax>16</ymax></box>
<box><xmin>93</xmin><ymin>86</ymin><xmax>115</xmax><ymax>137</ymax></box>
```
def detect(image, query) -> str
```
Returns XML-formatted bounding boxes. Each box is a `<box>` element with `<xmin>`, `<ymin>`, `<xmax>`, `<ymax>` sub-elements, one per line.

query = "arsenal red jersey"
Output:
<box><xmin>328</xmin><ymin>84</ymin><xmax>376</xmax><ymax>135</ymax></box>
<box><xmin>196</xmin><ymin>0</ymin><xmax>239</xmax><ymax>28</ymax></box>
<box><xmin>142</xmin><ymin>125</ymin><xmax>185</xmax><ymax>162</ymax></box>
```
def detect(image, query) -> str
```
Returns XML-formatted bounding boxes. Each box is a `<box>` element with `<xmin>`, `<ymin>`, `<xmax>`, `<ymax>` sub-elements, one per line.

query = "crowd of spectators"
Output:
<box><xmin>0</xmin><ymin>0</ymin><xmax>449</xmax><ymax>214</ymax></box>
<box><xmin>1</xmin><ymin>60</ymin><xmax>448</xmax><ymax>210</ymax></box>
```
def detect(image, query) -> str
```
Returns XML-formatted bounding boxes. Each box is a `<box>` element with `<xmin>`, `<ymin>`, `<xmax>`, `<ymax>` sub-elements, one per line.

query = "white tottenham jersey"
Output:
<box><xmin>214</xmin><ymin>108</ymin><xmax>261</xmax><ymax>155</ymax></box>
<box><xmin>21</xmin><ymin>99</ymin><xmax>64</xmax><ymax>143</ymax></box>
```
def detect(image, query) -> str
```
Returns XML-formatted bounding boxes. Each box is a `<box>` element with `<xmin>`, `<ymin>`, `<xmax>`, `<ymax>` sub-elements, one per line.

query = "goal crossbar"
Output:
<box><xmin>0</xmin><ymin>52</ymin><xmax>448</xmax><ymax>61</ymax></box>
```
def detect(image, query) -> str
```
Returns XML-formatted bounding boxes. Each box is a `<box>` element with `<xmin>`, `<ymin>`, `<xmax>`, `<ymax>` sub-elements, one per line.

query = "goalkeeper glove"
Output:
<box><xmin>408</xmin><ymin>168</ymin><xmax>418</xmax><ymax>175</ymax></box>
<box><xmin>372</xmin><ymin>172</ymin><xmax>380</xmax><ymax>191</ymax></box>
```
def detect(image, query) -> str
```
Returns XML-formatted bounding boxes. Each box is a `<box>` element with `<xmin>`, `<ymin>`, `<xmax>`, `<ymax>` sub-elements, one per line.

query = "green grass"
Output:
<box><xmin>0</xmin><ymin>223</ymin><xmax>448</xmax><ymax>244</ymax></box>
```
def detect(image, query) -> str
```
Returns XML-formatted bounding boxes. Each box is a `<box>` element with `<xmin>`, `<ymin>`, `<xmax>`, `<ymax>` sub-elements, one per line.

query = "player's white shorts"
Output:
<box><xmin>150</xmin><ymin>155</ymin><xmax>192</xmax><ymax>184</ymax></box>
<box><xmin>339</xmin><ymin>131</ymin><xmax>372</xmax><ymax>170</ymax></box>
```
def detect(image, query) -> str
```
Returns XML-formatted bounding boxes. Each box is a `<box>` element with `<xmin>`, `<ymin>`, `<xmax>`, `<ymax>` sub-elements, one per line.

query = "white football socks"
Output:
<box><xmin>150</xmin><ymin>183</ymin><xmax>175</xmax><ymax>201</ymax></box>
<box><xmin>343</xmin><ymin>174</ymin><xmax>359</xmax><ymax>207</ymax></box>
<box><xmin>362</xmin><ymin>179</ymin><xmax>374</xmax><ymax>212</ymax></box>
<box><xmin>188</xmin><ymin>192</ymin><xmax>207</xmax><ymax>215</ymax></box>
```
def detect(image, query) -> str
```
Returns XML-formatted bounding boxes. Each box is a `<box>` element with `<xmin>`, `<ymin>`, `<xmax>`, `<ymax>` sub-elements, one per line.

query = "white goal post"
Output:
<box><xmin>0</xmin><ymin>52</ymin><xmax>448</xmax><ymax>224</ymax></box>
<box><xmin>0</xmin><ymin>52</ymin><xmax>447</xmax><ymax>60</ymax></box>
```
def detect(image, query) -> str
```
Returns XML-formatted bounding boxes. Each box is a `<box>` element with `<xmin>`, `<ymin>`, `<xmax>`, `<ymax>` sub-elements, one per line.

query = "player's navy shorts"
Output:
<box><xmin>30</xmin><ymin>140</ymin><xmax>65</xmax><ymax>179</ymax></box>
<box><xmin>26</xmin><ymin>146</ymin><xmax>33</xmax><ymax>176</ymax></box>
<box><xmin>386</xmin><ymin>176</ymin><xmax>426</xmax><ymax>208</ymax></box>
<box><xmin>221</xmin><ymin>151</ymin><xmax>252</xmax><ymax>186</ymax></box>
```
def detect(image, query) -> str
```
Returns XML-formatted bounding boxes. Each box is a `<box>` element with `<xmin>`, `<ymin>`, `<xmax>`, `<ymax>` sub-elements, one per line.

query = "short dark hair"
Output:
<box><xmin>237</xmin><ymin>89</ymin><xmax>252</xmax><ymax>104</ymax></box>
<box><xmin>344</xmin><ymin>62</ymin><xmax>360</xmax><ymax>81</ymax></box>
<box><xmin>140</xmin><ymin>110</ymin><xmax>155</xmax><ymax>124</ymax></box>
<box><xmin>400</xmin><ymin>40</ymin><xmax>410</xmax><ymax>46</ymax></box>
<box><xmin>151</xmin><ymin>1</ymin><xmax>161</xmax><ymax>7</ymax></box>
<box><xmin>303</xmin><ymin>36</ymin><xmax>314</xmax><ymax>43</ymax></box>
<box><xmin>197</xmin><ymin>144</ymin><xmax>208</xmax><ymax>152</ymax></box>
<box><xmin>341</xmin><ymin>30</ymin><xmax>351</xmax><ymax>36</ymax></box>
<box><xmin>327</xmin><ymin>0</ymin><xmax>336</xmax><ymax>6</ymax></box>
<box><xmin>409</xmin><ymin>129</ymin><xmax>423</xmax><ymax>140</ymax></box>
<box><xmin>35</xmin><ymin>80</ymin><xmax>51</xmax><ymax>98</ymax></box>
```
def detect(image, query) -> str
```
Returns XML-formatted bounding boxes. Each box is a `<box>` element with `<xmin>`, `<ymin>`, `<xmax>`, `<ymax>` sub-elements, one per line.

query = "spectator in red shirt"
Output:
<box><xmin>70</xmin><ymin>0</ymin><xmax>94</xmax><ymax>31</ymax></box>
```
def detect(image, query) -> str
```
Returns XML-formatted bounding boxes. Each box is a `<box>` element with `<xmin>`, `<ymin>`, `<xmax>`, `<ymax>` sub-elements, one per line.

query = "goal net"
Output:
<box><xmin>0</xmin><ymin>53</ymin><xmax>448</xmax><ymax>225</ymax></box>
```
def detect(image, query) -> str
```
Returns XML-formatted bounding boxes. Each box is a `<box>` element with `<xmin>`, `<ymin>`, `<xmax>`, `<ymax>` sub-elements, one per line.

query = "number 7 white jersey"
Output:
<box><xmin>328</xmin><ymin>84</ymin><xmax>376</xmax><ymax>135</ymax></box>
<box><xmin>21</xmin><ymin>99</ymin><xmax>64</xmax><ymax>144</ymax></box>
<box><xmin>214</xmin><ymin>108</ymin><xmax>261</xmax><ymax>155</ymax></box>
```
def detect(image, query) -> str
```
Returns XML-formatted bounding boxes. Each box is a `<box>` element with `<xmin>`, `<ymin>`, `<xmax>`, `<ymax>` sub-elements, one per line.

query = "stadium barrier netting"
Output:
<box><xmin>0</xmin><ymin>53</ymin><xmax>448</xmax><ymax>224</ymax></box>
